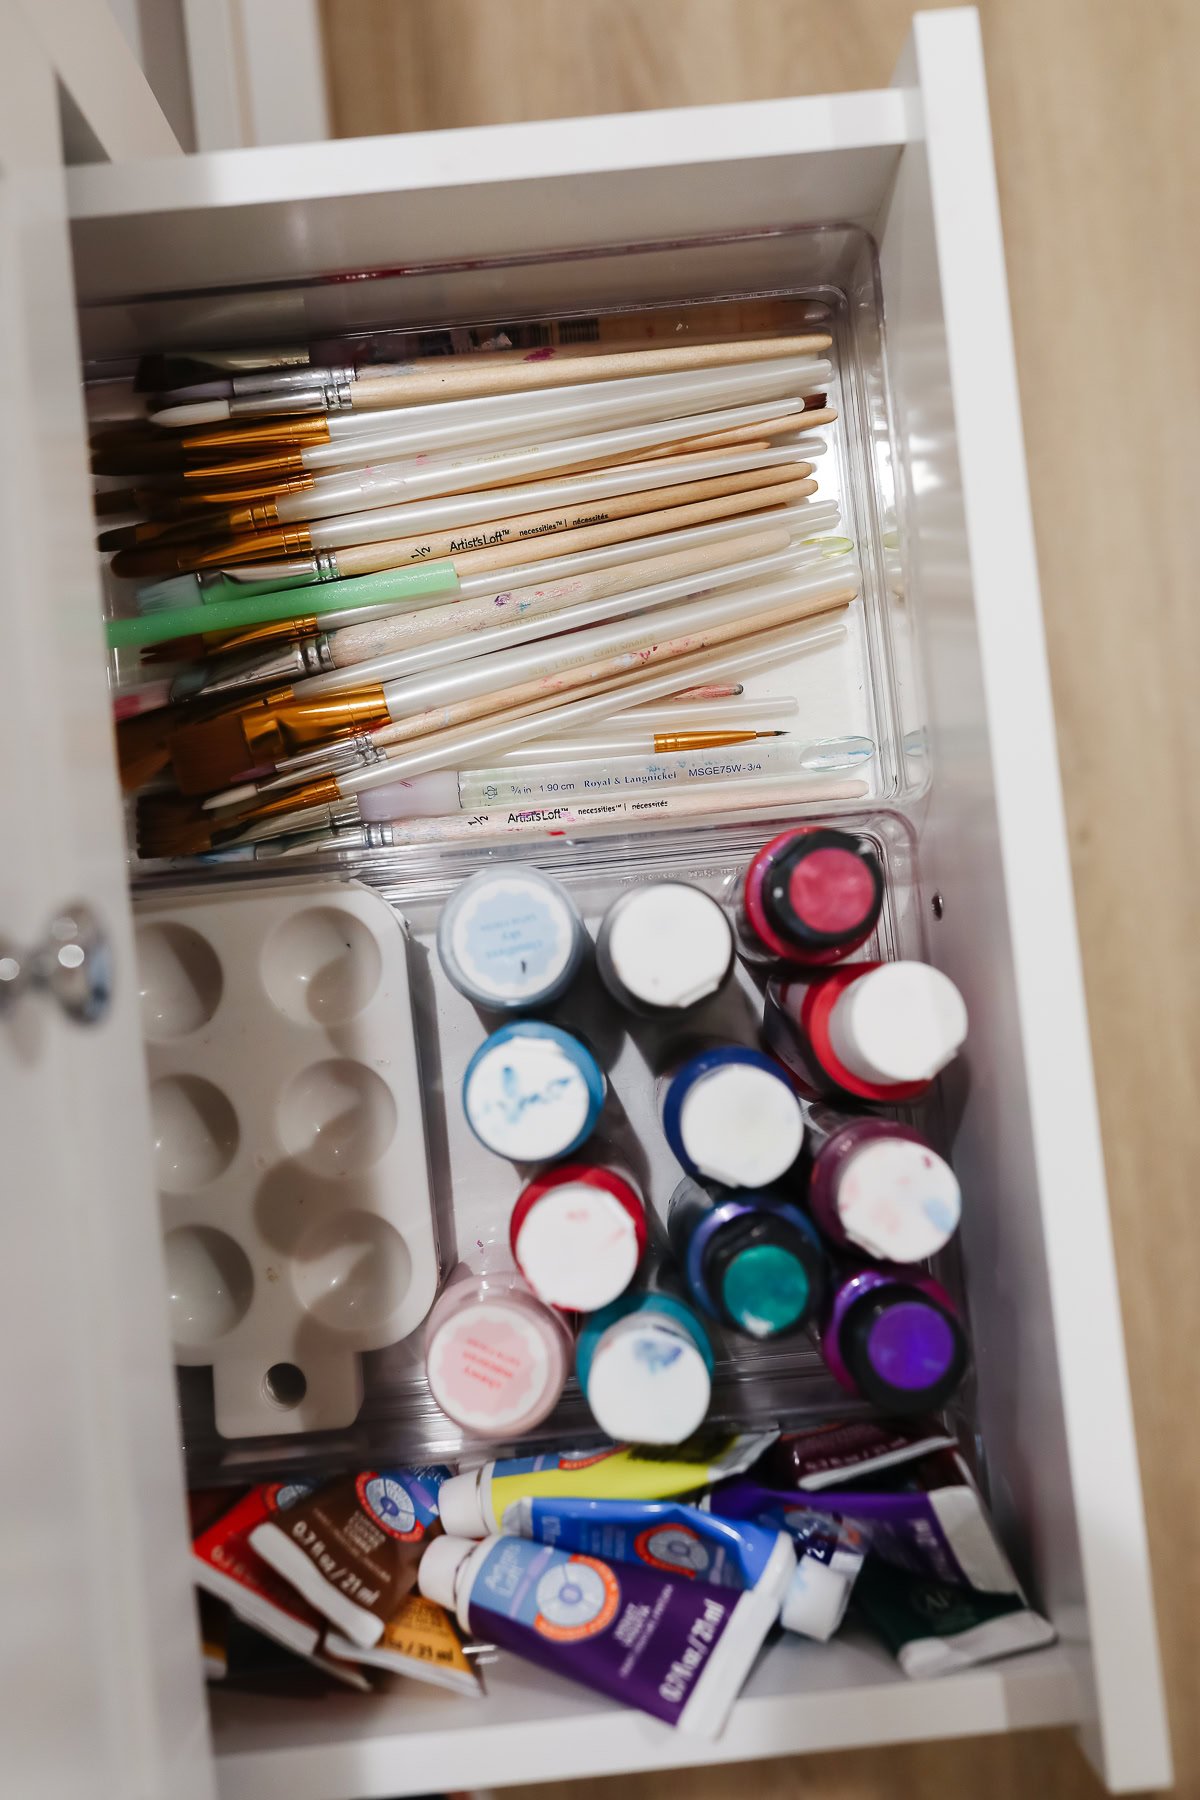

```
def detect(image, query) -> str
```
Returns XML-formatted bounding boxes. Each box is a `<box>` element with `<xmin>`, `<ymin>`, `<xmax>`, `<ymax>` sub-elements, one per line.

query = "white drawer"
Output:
<box><xmin>0</xmin><ymin>9</ymin><xmax>1169</xmax><ymax>1800</ymax></box>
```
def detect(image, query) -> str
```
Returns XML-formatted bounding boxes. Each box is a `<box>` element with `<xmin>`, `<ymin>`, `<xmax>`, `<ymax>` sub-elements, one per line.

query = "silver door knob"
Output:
<box><xmin>0</xmin><ymin>903</ymin><xmax>112</xmax><ymax>1025</ymax></box>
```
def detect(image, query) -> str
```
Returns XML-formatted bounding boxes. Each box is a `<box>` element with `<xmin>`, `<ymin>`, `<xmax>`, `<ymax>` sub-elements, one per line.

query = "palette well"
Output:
<box><xmin>136</xmin><ymin>879</ymin><xmax>438</xmax><ymax>1437</ymax></box>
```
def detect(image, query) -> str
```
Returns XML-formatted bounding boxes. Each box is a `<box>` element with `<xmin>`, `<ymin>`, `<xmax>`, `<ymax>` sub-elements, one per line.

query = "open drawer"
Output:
<box><xmin>0</xmin><ymin>7</ymin><xmax>1169</xmax><ymax>1798</ymax></box>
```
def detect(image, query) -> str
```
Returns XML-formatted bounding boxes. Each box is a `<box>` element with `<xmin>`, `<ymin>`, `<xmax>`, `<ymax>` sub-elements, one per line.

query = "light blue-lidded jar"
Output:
<box><xmin>437</xmin><ymin>864</ymin><xmax>588</xmax><ymax>1012</ymax></box>
<box><xmin>462</xmin><ymin>1021</ymin><xmax>606</xmax><ymax>1163</ymax></box>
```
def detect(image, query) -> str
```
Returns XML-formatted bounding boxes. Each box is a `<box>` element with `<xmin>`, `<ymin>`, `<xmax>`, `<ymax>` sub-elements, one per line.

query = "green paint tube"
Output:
<box><xmin>852</xmin><ymin>1558</ymin><xmax>1056</xmax><ymax>1678</ymax></box>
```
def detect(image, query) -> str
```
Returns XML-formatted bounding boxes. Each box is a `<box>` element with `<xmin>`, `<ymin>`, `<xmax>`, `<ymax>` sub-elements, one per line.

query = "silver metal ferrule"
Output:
<box><xmin>269</xmin><ymin>728</ymin><xmax>378</xmax><ymax>780</ymax></box>
<box><xmin>196</xmin><ymin>635</ymin><xmax>335</xmax><ymax>701</ymax></box>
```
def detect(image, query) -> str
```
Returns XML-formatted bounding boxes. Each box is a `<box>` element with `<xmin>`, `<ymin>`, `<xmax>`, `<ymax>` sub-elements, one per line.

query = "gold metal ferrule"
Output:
<box><xmin>230</xmin><ymin>776</ymin><xmax>345</xmax><ymax>829</ymax></box>
<box><xmin>202</xmin><ymin>618</ymin><xmax>320</xmax><ymax>654</ymax></box>
<box><xmin>181</xmin><ymin>450</ymin><xmax>312</xmax><ymax>485</ymax></box>
<box><xmin>191</xmin><ymin>525</ymin><xmax>316</xmax><ymax>569</ymax></box>
<box><xmin>180</xmin><ymin>417</ymin><xmax>332</xmax><ymax>453</ymax></box>
<box><xmin>239</xmin><ymin>689</ymin><xmax>390</xmax><ymax>764</ymax></box>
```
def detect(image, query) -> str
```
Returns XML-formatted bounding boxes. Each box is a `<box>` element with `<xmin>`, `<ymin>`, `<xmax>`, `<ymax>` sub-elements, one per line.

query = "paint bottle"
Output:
<box><xmin>738</xmin><ymin>826</ymin><xmax>884</xmax><ymax>969</ymax></box>
<box><xmin>595</xmin><ymin>881</ymin><xmax>734</xmax><ymax>1016</ymax></box>
<box><xmin>804</xmin><ymin>1106</ymin><xmax>961</xmax><ymax>1264</ymax></box>
<box><xmin>764</xmin><ymin>960</ymin><xmax>967</xmax><ymax>1103</ymax></box>
<box><xmin>510</xmin><ymin>1164</ymin><xmax>647</xmax><ymax>1313</ymax></box>
<box><xmin>424</xmin><ymin>1266</ymin><xmax>573</xmax><ymax>1437</ymax></box>
<box><xmin>462</xmin><ymin>1021</ymin><xmax>606</xmax><ymax>1163</ymax></box>
<box><xmin>659</xmin><ymin>1044</ymin><xmax>805</xmax><ymax>1188</ymax></box>
<box><xmin>436</xmin><ymin>863</ymin><xmax>588</xmax><ymax>1012</ymax></box>
<box><xmin>820</xmin><ymin>1267</ymin><xmax>968</xmax><ymax>1413</ymax></box>
<box><xmin>666</xmin><ymin>1177</ymin><xmax>827</xmax><ymax>1340</ymax></box>
<box><xmin>575</xmin><ymin>1290</ymin><xmax>714</xmax><ymax>1445</ymax></box>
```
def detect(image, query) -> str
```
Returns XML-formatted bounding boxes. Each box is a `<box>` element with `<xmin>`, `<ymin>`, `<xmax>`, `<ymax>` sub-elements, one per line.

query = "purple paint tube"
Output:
<box><xmin>820</xmin><ymin>1266</ymin><xmax>969</xmax><ymax>1413</ymax></box>
<box><xmin>419</xmin><ymin>1529</ymin><xmax>795</xmax><ymax>1736</ymax></box>
<box><xmin>714</xmin><ymin>1446</ymin><xmax>1027</xmax><ymax>1599</ymax></box>
<box><xmin>804</xmin><ymin>1105</ymin><xmax>961</xmax><ymax>1265</ymax></box>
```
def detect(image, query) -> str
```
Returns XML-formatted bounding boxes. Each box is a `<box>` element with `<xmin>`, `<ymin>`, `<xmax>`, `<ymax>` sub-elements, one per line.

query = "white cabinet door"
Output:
<box><xmin>0</xmin><ymin>3</ymin><xmax>212</xmax><ymax>1796</ymax></box>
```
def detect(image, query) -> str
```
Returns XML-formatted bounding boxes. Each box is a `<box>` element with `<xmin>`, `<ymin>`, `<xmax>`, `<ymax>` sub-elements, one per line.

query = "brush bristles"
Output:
<box><xmin>167</xmin><ymin>709</ymin><xmax>256</xmax><ymax>795</ymax></box>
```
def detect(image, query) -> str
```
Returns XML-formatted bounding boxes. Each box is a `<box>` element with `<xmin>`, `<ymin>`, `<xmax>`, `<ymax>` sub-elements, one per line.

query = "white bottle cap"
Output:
<box><xmin>837</xmin><ymin>1137</ymin><xmax>962</xmax><ymax>1262</ymax></box>
<box><xmin>515</xmin><ymin>1183</ymin><xmax>641</xmax><ymax>1312</ymax></box>
<box><xmin>826</xmin><ymin>962</ymin><xmax>967</xmax><ymax>1087</ymax></box>
<box><xmin>418</xmin><ymin>1535</ymin><xmax>474</xmax><ymax>1614</ymax></box>
<box><xmin>678</xmin><ymin>1064</ymin><xmax>804</xmax><ymax>1187</ymax></box>
<box><xmin>585</xmin><ymin>1313</ymin><xmax>711</xmax><ymax>1445</ymax></box>
<box><xmin>779</xmin><ymin>1554</ymin><xmax>854</xmax><ymax>1642</ymax></box>
<box><xmin>605</xmin><ymin>885</ymin><xmax>733</xmax><ymax>1010</ymax></box>
<box><xmin>436</xmin><ymin>1471</ymin><xmax>489</xmax><ymax>1539</ymax></box>
<box><xmin>358</xmin><ymin>769</ymin><xmax>461</xmax><ymax>822</ymax></box>
<box><xmin>465</xmin><ymin>1033</ymin><xmax>597</xmax><ymax>1161</ymax></box>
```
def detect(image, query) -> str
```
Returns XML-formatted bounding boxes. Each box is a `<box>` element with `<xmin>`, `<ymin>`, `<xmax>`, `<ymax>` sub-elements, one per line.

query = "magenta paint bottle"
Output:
<box><xmin>764</xmin><ymin>960</ymin><xmax>968</xmax><ymax>1103</ymax></box>
<box><xmin>820</xmin><ymin>1267</ymin><xmax>968</xmax><ymax>1413</ymax></box>
<box><xmin>805</xmin><ymin>1106</ymin><xmax>962</xmax><ymax>1264</ymax></box>
<box><xmin>738</xmin><ymin>827</ymin><xmax>884</xmax><ymax>970</ymax></box>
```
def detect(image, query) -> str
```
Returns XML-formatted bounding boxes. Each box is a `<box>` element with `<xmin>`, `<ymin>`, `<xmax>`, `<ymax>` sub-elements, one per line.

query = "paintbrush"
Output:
<box><xmin>162</xmin><ymin>533</ymin><xmax>791</xmax><ymax>791</ymax></box>
<box><xmin>142</xmin><ymin>612</ymin><xmax>849</xmax><ymax>856</ymax></box>
<box><xmin>113</xmin><ymin>355</ymin><xmax>830</xmax><ymax>478</ymax></box>
<box><xmin>147</xmin><ymin>334</ymin><xmax>834</xmax><ymax>427</ymax></box>
<box><xmin>109</xmin><ymin>443</ymin><xmax>819</xmax><ymax>577</ymax></box>
<box><xmin>134</xmin><ymin>477</ymin><xmax>829</xmax><ymax>633</ymax></box>
<box><xmin>108</xmin><ymin>398</ymin><xmax>809</xmax><ymax>544</ymax></box>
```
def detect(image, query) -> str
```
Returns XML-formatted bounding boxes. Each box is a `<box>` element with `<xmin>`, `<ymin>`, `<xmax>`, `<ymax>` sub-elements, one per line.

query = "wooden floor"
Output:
<box><xmin>322</xmin><ymin>5</ymin><xmax>1198</xmax><ymax>1796</ymax></box>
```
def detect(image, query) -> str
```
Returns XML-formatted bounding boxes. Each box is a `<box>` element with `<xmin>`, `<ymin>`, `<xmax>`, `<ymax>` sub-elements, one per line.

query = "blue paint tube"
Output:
<box><xmin>500</xmin><ymin>1493</ymin><xmax>786</xmax><ymax>1591</ymax></box>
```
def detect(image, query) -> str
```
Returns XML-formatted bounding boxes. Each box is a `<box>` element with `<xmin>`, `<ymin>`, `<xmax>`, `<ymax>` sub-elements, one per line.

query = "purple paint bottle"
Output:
<box><xmin>805</xmin><ymin>1106</ymin><xmax>962</xmax><ymax>1265</ymax></box>
<box><xmin>820</xmin><ymin>1268</ymin><xmax>968</xmax><ymax>1413</ymax></box>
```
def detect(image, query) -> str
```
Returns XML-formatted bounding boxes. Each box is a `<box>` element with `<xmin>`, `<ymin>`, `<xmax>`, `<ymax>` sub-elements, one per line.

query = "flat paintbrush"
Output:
<box><xmin>141</xmin><ymin>610</ymin><xmax>850</xmax><ymax>857</ymax></box>
<box><xmin>163</xmin><ymin>531</ymin><xmax>789</xmax><ymax>791</ymax></box>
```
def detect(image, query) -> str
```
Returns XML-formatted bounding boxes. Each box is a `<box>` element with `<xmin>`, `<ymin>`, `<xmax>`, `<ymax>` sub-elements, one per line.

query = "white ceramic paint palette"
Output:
<box><xmin>135</xmin><ymin>878</ymin><xmax>438</xmax><ymax>1438</ymax></box>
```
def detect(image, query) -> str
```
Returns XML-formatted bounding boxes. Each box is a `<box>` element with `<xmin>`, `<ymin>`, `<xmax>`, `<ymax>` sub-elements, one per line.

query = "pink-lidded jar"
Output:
<box><xmin>424</xmin><ymin>1265</ymin><xmax>573</xmax><ymax>1438</ymax></box>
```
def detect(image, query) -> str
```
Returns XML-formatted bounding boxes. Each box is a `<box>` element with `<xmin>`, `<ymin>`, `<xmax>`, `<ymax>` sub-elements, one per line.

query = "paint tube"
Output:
<box><xmin>191</xmin><ymin>1481</ymin><xmax>324</xmax><ymax>1659</ymax></box>
<box><xmin>501</xmin><ymin>1493</ymin><xmax>785</xmax><ymax>1590</ymax></box>
<box><xmin>326</xmin><ymin>1592</ymin><xmax>483</xmax><ymax>1698</ymax></box>
<box><xmin>419</xmin><ymin>1527</ymin><xmax>795</xmax><ymax>1736</ymax></box>
<box><xmin>714</xmin><ymin>1445</ymin><xmax>1030</xmax><ymax>1599</ymax></box>
<box><xmin>250</xmin><ymin>1467</ymin><xmax>446</xmax><ymax>1648</ymax></box>
<box><xmin>436</xmin><ymin>1429</ymin><xmax>777</xmax><ymax>1538</ymax></box>
<box><xmin>851</xmin><ymin>1558</ymin><xmax>1056</xmax><ymax>1678</ymax></box>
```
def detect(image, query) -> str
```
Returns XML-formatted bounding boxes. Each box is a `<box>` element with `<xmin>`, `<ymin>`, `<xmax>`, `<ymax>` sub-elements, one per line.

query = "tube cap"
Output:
<box><xmin>418</xmin><ymin>1535</ymin><xmax>474</xmax><ymax>1612</ymax></box>
<box><xmin>780</xmin><ymin>1555</ymin><xmax>855</xmax><ymax>1642</ymax></box>
<box><xmin>827</xmin><ymin>962</ymin><xmax>967</xmax><ymax>1088</ymax></box>
<box><xmin>358</xmin><ymin>770</ymin><xmax>461</xmax><ymax>822</ymax></box>
<box><xmin>600</xmin><ymin>883</ymin><xmax>734</xmax><ymax>1013</ymax></box>
<box><xmin>435</xmin><ymin>1472</ymin><xmax>488</xmax><ymax>1539</ymax></box>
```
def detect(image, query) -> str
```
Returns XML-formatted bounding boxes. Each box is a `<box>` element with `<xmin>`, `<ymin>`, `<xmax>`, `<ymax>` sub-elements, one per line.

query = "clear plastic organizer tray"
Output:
<box><xmin>136</xmin><ymin>812</ymin><xmax>972</xmax><ymax>1488</ymax></box>
<box><xmin>104</xmin><ymin>230</ymin><xmax>957</xmax><ymax>1481</ymax></box>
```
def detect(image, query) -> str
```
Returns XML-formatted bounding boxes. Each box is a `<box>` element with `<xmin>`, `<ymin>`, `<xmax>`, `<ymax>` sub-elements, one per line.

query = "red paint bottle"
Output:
<box><xmin>764</xmin><ymin>960</ymin><xmax>968</xmax><ymax>1103</ymax></box>
<box><xmin>738</xmin><ymin>827</ymin><xmax>884</xmax><ymax>970</ymax></box>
